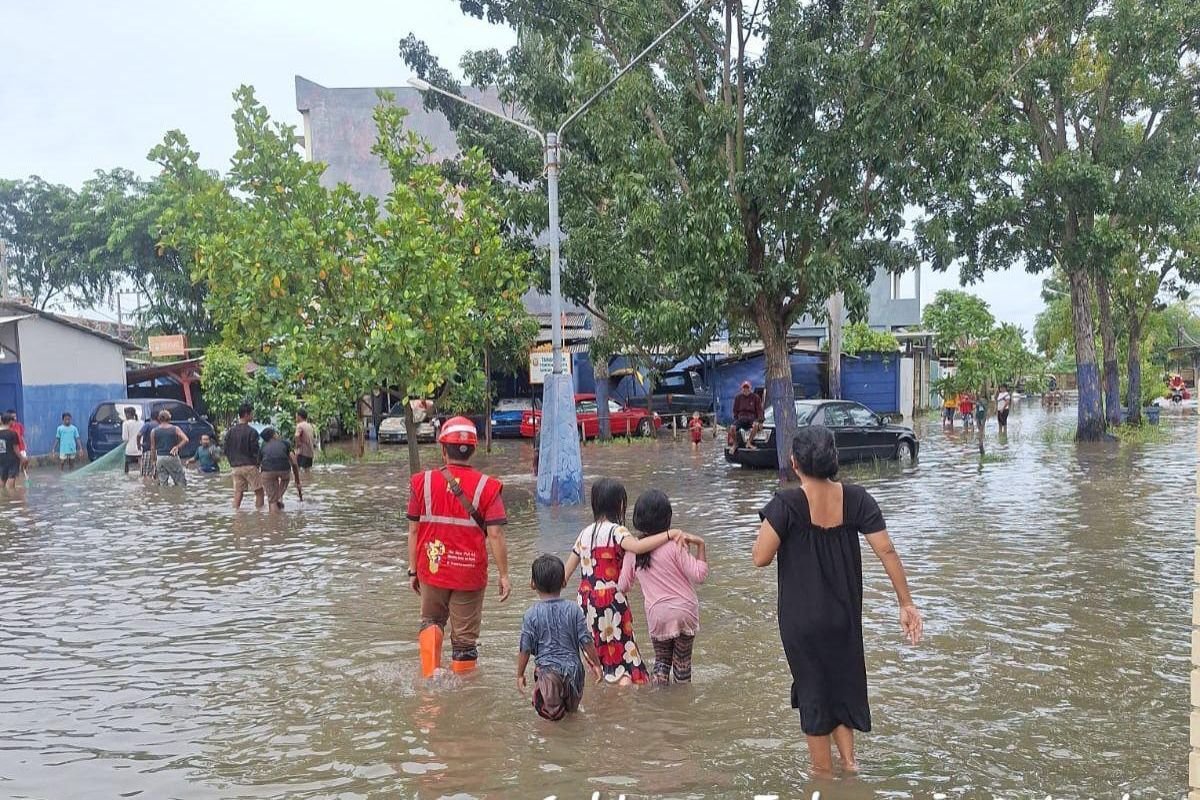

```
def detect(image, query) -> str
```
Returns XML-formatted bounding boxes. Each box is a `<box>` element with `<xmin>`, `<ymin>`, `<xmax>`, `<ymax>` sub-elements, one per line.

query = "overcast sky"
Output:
<box><xmin>1</xmin><ymin>0</ymin><xmax>1043</xmax><ymax>331</ymax></box>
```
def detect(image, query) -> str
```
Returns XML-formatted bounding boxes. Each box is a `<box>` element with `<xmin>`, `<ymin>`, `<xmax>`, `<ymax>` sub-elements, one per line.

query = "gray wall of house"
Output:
<box><xmin>18</xmin><ymin>316</ymin><xmax>126</xmax><ymax>386</ymax></box>
<box><xmin>791</xmin><ymin>269</ymin><xmax>921</xmax><ymax>341</ymax></box>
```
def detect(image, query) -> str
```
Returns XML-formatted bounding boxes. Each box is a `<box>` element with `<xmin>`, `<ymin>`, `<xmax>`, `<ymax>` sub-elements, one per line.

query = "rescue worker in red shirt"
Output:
<box><xmin>407</xmin><ymin>416</ymin><xmax>512</xmax><ymax>677</ymax></box>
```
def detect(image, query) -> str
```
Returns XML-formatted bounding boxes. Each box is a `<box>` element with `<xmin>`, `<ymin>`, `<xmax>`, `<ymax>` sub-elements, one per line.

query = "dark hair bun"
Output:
<box><xmin>791</xmin><ymin>425</ymin><xmax>839</xmax><ymax>479</ymax></box>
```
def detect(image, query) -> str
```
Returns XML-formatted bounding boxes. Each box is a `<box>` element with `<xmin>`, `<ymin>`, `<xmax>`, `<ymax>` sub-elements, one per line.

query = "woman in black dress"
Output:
<box><xmin>752</xmin><ymin>425</ymin><xmax>922</xmax><ymax>776</ymax></box>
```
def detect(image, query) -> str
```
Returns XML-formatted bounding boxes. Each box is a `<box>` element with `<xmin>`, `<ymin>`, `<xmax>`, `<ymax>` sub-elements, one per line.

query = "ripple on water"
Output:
<box><xmin>0</xmin><ymin>403</ymin><xmax>1193</xmax><ymax>798</ymax></box>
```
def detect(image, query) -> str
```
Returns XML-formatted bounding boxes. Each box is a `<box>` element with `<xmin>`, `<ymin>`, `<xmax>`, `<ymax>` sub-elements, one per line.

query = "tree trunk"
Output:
<box><xmin>1125</xmin><ymin>315</ymin><xmax>1144</xmax><ymax>425</ymax></box>
<box><xmin>1094</xmin><ymin>271</ymin><xmax>1122</xmax><ymax>427</ymax></box>
<box><xmin>594</xmin><ymin>355</ymin><xmax>612</xmax><ymax>442</ymax></box>
<box><xmin>403</xmin><ymin>399</ymin><xmax>422</xmax><ymax>474</ymax></box>
<box><xmin>756</xmin><ymin>299</ymin><xmax>796</xmax><ymax>481</ymax></box>
<box><xmin>484</xmin><ymin>348</ymin><xmax>493</xmax><ymax>454</ymax></box>
<box><xmin>1068</xmin><ymin>269</ymin><xmax>1106</xmax><ymax>440</ymax></box>
<box><xmin>826</xmin><ymin>292</ymin><xmax>844</xmax><ymax>399</ymax></box>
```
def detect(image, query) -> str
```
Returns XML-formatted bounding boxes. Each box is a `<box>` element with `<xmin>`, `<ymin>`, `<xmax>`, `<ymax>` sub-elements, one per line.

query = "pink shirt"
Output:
<box><xmin>618</xmin><ymin>543</ymin><xmax>708</xmax><ymax>640</ymax></box>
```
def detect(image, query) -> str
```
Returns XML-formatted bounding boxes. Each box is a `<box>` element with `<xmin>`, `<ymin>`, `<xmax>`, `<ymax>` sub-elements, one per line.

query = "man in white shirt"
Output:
<box><xmin>996</xmin><ymin>385</ymin><xmax>1012</xmax><ymax>432</ymax></box>
<box><xmin>121</xmin><ymin>407</ymin><xmax>142</xmax><ymax>474</ymax></box>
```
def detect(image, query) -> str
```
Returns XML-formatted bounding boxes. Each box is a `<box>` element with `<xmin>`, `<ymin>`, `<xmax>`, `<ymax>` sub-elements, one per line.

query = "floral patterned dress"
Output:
<box><xmin>573</xmin><ymin>521</ymin><xmax>650</xmax><ymax>684</ymax></box>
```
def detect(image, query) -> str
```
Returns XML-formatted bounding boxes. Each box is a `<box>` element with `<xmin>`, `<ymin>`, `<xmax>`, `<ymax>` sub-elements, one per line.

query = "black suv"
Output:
<box><xmin>87</xmin><ymin>399</ymin><xmax>215</xmax><ymax>461</ymax></box>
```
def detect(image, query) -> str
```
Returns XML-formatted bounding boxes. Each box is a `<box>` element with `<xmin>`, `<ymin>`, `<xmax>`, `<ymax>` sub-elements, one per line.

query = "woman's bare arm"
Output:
<box><xmin>864</xmin><ymin>529</ymin><xmax>923</xmax><ymax>644</ymax></box>
<box><xmin>752</xmin><ymin>520</ymin><xmax>781</xmax><ymax>567</ymax></box>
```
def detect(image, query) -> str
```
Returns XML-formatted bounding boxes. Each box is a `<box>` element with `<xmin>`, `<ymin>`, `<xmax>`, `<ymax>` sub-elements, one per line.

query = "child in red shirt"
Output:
<box><xmin>958</xmin><ymin>393</ymin><xmax>975</xmax><ymax>429</ymax></box>
<box><xmin>688</xmin><ymin>412</ymin><xmax>703</xmax><ymax>450</ymax></box>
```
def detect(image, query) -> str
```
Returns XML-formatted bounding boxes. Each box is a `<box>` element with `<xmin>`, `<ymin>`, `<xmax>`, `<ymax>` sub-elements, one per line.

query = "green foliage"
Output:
<box><xmin>152</xmin><ymin>86</ymin><xmax>532</xmax><ymax>463</ymax></box>
<box><xmin>76</xmin><ymin>169</ymin><xmax>217</xmax><ymax>342</ymax></box>
<box><xmin>831</xmin><ymin>322</ymin><xmax>899</xmax><ymax>356</ymax></box>
<box><xmin>926</xmin><ymin>291</ymin><xmax>1043</xmax><ymax>395</ymax></box>
<box><xmin>402</xmin><ymin>0</ymin><xmax>985</xmax><ymax>470</ymax></box>
<box><xmin>0</xmin><ymin>176</ymin><xmax>112</xmax><ymax>309</ymax></box>
<box><xmin>922</xmin><ymin>290</ymin><xmax>995</xmax><ymax>354</ymax></box>
<box><xmin>199</xmin><ymin>344</ymin><xmax>249</xmax><ymax>426</ymax></box>
<box><xmin>916</xmin><ymin>0</ymin><xmax>1200</xmax><ymax>438</ymax></box>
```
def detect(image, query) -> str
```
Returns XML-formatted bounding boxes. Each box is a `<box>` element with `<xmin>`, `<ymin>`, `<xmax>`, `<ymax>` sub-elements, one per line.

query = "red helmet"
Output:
<box><xmin>438</xmin><ymin>416</ymin><xmax>478</xmax><ymax>446</ymax></box>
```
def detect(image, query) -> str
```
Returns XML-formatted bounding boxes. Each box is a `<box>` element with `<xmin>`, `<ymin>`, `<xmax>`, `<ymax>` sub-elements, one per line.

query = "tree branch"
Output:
<box><xmin>595</xmin><ymin>16</ymin><xmax>692</xmax><ymax>196</ymax></box>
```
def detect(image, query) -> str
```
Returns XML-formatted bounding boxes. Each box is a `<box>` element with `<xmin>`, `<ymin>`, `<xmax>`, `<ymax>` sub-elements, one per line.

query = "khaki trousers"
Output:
<box><xmin>419</xmin><ymin>584</ymin><xmax>485</xmax><ymax>661</ymax></box>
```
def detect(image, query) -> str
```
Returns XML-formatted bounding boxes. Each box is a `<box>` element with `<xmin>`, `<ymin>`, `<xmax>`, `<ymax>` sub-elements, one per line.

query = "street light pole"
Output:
<box><xmin>409</xmin><ymin>0</ymin><xmax>708</xmax><ymax>505</ymax></box>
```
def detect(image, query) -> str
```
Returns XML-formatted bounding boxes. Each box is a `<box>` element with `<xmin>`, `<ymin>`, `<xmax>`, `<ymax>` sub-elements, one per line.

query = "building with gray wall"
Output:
<box><xmin>0</xmin><ymin>300</ymin><xmax>134</xmax><ymax>455</ymax></box>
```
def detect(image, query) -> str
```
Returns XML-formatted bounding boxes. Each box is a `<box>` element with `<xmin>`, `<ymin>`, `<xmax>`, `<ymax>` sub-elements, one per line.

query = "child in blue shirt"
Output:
<box><xmin>517</xmin><ymin>554</ymin><xmax>602</xmax><ymax>721</ymax></box>
<box><xmin>54</xmin><ymin>412</ymin><xmax>83</xmax><ymax>470</ymax></box>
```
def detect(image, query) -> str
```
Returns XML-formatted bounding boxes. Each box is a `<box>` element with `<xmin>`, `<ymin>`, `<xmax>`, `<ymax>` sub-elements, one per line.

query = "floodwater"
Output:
<box><xmin>0</xmin><ymin>402</ymin><xmax>1194</xmax><ymax>799</ymax></box>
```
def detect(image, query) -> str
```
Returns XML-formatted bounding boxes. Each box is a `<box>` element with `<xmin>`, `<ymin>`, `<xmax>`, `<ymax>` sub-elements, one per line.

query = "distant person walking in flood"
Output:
<box><xmin>55</xmin><ymin>412</ymin><xmax>82</xmax><ymax>470</ymax></box>
<box><xmin>136</xmin><ymin>415</ymin><xmax>157</xmax><ymax>481</ymax></box>
<box><xmin>753</xmin><ymin>425</ymin><xmax>922</xmax><ymax>777</ymax></box>
<box><xmin>0</xmin><ymin>413</ymin><xmax>25</xmax><ymax>489</ymax></box>
<box><xmin>407</xmin><ymin>417</ymin><xmax>511</xmax><ymax>677</ymax></box>
<box><xmin>996</xmin><ymin>384</ymin><xmax>1012</xmax><ymax>433</ymax></box>
<box><xmin>294</xmin><ymin>409</ymin><xmax>317</xmax><ymax>471</ymax></box>
<box><xmin>259</xmin><ymin>427</ymin><xmax>301</xmax><ymax>510</ymax></box>
<box><xmin>121</xmin><ymin>407</ymin><xmax>142</xmax><ymax>474</ymax></box>
<box><xmin>941</xmin><ymin>392</ymin><xmax>957</xmax><ymax>429</ymax></box>
<box><xmin>224</xmin><ymin>403</ymin><xmax>264</xmax><ymax>510</ymax></box>
<box><xmin>150</xmin><ymin>410</ymin><xmax>189</xmax><ymax>487</ymax></box>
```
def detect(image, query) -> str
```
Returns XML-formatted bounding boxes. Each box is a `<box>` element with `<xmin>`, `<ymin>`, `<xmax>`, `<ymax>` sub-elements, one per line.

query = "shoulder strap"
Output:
<box><xmin>438</xmin><ymin>466</ymin><xmax>488</xmax><ymax>533</ymax></box>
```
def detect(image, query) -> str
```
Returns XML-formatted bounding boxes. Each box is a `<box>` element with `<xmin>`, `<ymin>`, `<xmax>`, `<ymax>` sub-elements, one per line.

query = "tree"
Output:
<box><xmin>154</xmin><ymin>87</ymin><xmax>531</xmax><ymax>471</ymax></box>
<box><xmin>403</xmin><ymin>0</ymin><xmax>978</xmax><ymax>477</ymax></box>
<box><xmin>0</xmin><ymin>176</ymin><xmax>111</xmax><ymax>309</ymax></box>
<box><xmin>919</xmin><ymin>0</ymin><xmax>1200</xmax><ymax>440</ymax></box>
<box><xmin>926</xmin><ymin>289</ymin><xmax>1043</xmax><ymax>452</ymax></box>
<box><xmin>199</xmin><ymin>344</ymin><xmax>251</xmax><ymax>429</ymax></box>
<box><xmin>830</xmin><ymin>321</ymin><xmax>898</xmax><ymax>356</ymax></box>
<box><xmin>75</xmin><ymin>168</ymin><xmax>219</xmax><ymax>342</ymax></box>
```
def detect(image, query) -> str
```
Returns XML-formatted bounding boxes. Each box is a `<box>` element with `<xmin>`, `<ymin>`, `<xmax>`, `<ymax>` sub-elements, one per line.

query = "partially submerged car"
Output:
<box><xmin>378</xmin><ymin>400</ymin><xmax>437</xmax><ymax>445</ymax></box>
<box><xmin>725</xmin><ymin>399</ymin><xmax>918</xmax><ymax>468</ymax></box>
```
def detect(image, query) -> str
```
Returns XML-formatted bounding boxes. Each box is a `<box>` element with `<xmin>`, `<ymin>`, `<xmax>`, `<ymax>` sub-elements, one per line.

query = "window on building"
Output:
<box><xmin>890</xmin><ymin>269</ymin><xmax>917</xmax><ymax>300</ymax></box>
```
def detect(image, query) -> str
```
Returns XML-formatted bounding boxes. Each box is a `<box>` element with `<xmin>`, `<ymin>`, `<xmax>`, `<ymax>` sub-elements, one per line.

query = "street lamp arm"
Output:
<box><xmin>557</xmin><ymin>0</ymin><xmax>712</xmax><ymax>138</ymax></box>
<box><xmin>407</xmin><ymin>78</ymin><xmax>546</xmax><ymax>145</ymax></box>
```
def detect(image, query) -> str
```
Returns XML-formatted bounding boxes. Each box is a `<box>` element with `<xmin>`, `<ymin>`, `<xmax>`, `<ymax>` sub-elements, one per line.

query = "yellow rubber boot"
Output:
<box><xmin>419</xmin><ymin>626</ymin><xmax>444</xmax><ymax>678</ymax></box>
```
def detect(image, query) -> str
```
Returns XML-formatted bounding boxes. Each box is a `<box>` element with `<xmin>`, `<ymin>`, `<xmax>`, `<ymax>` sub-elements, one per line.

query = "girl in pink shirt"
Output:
<box><xmin>618</xmin><ymin>490</ymin><xmax>708</xmax><ymax>683</ymax></box>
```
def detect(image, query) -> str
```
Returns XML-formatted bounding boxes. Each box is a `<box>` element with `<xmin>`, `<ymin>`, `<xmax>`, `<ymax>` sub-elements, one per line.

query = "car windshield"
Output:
<box><xmin>387</xmin><ymin>402</ymin><xmax>407</xmax><ymax>416</ymax></box>
<box><xmin>763</xmin><ymin>401</ymin><xmax>821</xmax><ymax>426</ymax></box>
<box><xmin>494</xmin><ymin>399</ymin><xmax>532</xmax><ymax>412</ymax></box>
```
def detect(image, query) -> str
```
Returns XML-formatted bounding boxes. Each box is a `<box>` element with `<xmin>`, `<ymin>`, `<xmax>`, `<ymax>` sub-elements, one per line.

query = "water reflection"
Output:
<box><xmin>0</xmin><ymin>402</ymin><xmax>1193</xmax><ymax>798</ymax></box>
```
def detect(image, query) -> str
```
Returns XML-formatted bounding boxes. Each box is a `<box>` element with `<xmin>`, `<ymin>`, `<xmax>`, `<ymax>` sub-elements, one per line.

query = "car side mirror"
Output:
<box><xmin>879</xmin><ymin>416</ymin><xmax>891</xmax><ymax>426</ymax></box>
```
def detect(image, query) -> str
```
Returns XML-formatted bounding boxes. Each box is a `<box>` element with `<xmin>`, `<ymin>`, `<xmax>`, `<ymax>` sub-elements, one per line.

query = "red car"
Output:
<box><xmin>520</xmin><ymin>394</ymin><xmax>662</xmax><ymax>439</ymax></box>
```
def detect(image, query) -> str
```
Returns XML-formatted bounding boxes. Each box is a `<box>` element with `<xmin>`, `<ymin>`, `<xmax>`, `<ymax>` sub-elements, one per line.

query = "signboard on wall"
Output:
<box><xmin>148</xmin><ymin>334</ymin><xmax>188</xmax><ymax>358</ymax></box>
<box><xmin>529</xmin><ymin>349</ymin><xmax>572</xmax><ymax>385</ymax></box>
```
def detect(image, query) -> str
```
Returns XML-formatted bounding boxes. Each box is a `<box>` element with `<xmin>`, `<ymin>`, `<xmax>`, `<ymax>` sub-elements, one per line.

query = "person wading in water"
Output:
<box><xmin>407</xmin><ymin>417</ymin><xmax>511</xmax><ymax>677</ymax></box>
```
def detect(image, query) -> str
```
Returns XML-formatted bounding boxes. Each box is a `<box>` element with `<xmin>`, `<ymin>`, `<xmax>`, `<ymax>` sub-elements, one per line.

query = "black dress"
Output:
<box><xmin>759</xmin><ymin>483</ymin><xmax>886</xmax><ymax>736</ymax></box>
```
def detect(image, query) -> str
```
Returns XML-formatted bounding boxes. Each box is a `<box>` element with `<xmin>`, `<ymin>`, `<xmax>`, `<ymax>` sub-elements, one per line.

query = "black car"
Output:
<box><xmin>725</xmin><ymin>399</ymin><xmax>919</xmax><ymax>468</ymax></box>
<box><xmin>87</xmin><ymin>398</ymin><xmax>216</xmax><ymax>461</ymax></box>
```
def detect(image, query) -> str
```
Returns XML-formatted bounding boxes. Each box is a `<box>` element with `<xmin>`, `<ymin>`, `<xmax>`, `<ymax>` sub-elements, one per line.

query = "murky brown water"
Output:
<box><xmin>0</xmin><ymin>402</ymin><xmax>1194</xmax><ymax>799</ymax></box>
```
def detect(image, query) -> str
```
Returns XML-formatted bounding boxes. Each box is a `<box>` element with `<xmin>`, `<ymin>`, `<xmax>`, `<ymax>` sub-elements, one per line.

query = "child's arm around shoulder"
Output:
<box><xmin>678</xmin><ymin>530</ymin><xmax>709</xmax><ymax>583</ymax></box>
<box><xmin>618</xmin><ymin>526</ymin><xmax>684</xmax><ymax>554</ymax></box>
<box><xmin>617</xmin><ymin>549</ymin><xmax>636</xmax><ymax>593</ymax></box>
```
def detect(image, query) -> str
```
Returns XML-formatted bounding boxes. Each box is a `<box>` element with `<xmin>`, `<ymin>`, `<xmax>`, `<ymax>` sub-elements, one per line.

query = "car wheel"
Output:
<box><xmin>637</xmin><ymin>418</ymin><xmax>653</xmax><ymax>437</ymax></box>
<box><xmin>896</xmin><ymin>440</ymin><xmax>916</xmax><ymax>466</ymax></box>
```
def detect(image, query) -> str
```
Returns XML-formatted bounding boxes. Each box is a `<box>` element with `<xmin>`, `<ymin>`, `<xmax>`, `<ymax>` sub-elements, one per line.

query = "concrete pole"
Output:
<box><xmin>547</xmin><ymin>133</ymin><xmax>563</xmax><ymax>376</ymax></box>
<box><xmin>1192</xmin><ymin>407</ymin><xmax>1200</xmax><ymax>798</ymax></box>
<box><xmin>0</xmin><ymin>239</ymin><xmax>9</xmax><ymax>300</ymax></box>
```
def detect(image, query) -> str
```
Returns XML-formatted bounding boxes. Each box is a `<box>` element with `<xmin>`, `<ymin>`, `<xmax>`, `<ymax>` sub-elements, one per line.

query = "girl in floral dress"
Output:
<box><xmin>563</xmin><ymin>478</ymin><xmax>684</xmax><ymax>685</ymax></box>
